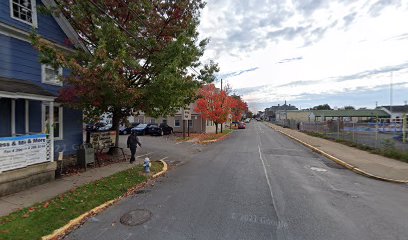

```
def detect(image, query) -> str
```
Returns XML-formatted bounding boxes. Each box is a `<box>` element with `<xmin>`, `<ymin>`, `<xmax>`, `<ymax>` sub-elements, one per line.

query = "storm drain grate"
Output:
<box><xmin>120</xmin><ymin>209</ymin><xmax>152</xmax><ymax>226</ymax></box>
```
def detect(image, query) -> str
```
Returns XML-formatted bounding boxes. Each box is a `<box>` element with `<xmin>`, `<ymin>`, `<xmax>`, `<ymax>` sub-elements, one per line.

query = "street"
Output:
<box><xmin>66</xmin><ymin>121</ymin><xmax>408</xmax><ymax>240</ymax></box>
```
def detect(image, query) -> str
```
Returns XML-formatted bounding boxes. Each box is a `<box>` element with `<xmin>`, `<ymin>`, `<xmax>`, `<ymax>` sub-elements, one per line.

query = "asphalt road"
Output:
<box><xmin>66</xmin><ymin>121</ymin><xmax>408</xmax><ymax>240</ymax></box>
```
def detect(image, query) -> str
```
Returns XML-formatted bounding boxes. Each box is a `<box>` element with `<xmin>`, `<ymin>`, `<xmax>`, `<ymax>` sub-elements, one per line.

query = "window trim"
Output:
<box><xmin>175</xmin><ymin>119</ymin><xmax>180</xmax><ymax>127</ymax></box>
<box><xmin>41</xmin><ymin>64</ymin><xmax>63</xmax><ymax>86</ymax></box>
<box><xmin>9</xmin><ymin>0</ymin><xmax>38</xmax><ymax>28</ymax></box>
<box><xmin>42</xmin><ymin>103</ymin><xmax>63</xmax><ymax>140</ymax></box>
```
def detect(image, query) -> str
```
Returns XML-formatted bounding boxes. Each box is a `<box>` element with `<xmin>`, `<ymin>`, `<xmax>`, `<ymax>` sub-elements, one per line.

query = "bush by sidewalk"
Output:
<box><xmin>0</xmin><ymin>162</ymin><xmax>162</xmax><ymax>240</ymax></box>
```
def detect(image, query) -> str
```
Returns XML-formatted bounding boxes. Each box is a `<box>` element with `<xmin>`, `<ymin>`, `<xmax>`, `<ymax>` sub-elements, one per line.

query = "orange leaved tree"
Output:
<box><xmin>195</xmin><ymin>84</ymin><xmax>232</xmax><ymax>134</ymax></box>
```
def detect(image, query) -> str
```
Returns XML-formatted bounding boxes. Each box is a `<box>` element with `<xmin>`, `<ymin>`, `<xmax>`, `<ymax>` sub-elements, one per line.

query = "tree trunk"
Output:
<box><xmin>215</xmin><ymin>123</ymin><xmax>218</xmax><ymax>134</ymax></box>
<box><xmin>221</xmin><ymin>122</ymin><xmax>223</xmax><ymax>133</ymax></box>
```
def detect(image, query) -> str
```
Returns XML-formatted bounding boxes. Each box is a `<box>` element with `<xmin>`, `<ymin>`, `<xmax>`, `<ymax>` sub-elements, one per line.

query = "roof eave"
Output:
<box><xmin>40</xmin><ymin>0</ymin><xmax>88</xmax><ymax>52</ymax></box>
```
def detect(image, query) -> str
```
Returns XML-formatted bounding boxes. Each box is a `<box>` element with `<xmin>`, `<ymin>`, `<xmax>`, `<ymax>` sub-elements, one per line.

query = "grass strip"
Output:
<box><xmin>0</xmin><ymin>162</ymin><xmax>162</xmax><ymax>240</ymax></box>
<box><xmin>199</xmin><ymin>129</ymin><xmax>234</xmax><ymax>143</ymax></box>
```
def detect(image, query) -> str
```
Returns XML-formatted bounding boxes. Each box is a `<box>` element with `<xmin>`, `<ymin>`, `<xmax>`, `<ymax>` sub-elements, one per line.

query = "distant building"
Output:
<box><xmin>276</xmin><ymin>109</ymin><xmax>390</xmax><ymax>123</ymax></box>
<box><xmin>129</xmin><ymin>102</ymin><xmax>223</xmax><ymax>134</ymax></box>
<box><xmin>379</xmin><ymin>105</ymin><xmax>408</xmax><ymax>122</ymax></box>
<box><xmin>265</xmin><ymin>101</ymin><xmax>298</xmax><ymax>121</ymax></box>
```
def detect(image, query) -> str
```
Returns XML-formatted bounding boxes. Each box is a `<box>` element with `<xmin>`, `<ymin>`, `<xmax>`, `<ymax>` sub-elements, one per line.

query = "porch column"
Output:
<box><xmin>11</xmin><ymin>99</ymin><xmax>16</xmax><ymax>136</ymax></box>
<box><xmin>49</xmin><ymin>101</ymin><xmax>54</xmax><ymax>162</ymax></box>
<box><xmin>25</xmin><ymin>100</ymin><xmax>29</xmax><ymax>134</ymax></box>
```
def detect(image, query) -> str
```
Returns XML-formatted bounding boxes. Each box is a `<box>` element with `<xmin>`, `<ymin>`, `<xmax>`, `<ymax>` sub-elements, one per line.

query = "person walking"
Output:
<box><xmin>127</xmin><ymin>130</ymin><xmax>142</xmax><ymax>164</ymax></box>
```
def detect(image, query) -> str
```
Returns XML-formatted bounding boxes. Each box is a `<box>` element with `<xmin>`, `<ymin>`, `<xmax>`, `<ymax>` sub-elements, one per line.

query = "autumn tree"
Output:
<box><xmin>32</xmin><ymin>0</ymin><xmax>217</xmax><ymax>148</ymax></box>
<box><xmin>230</xmin><ymin>95</ymin><xmax>248</xmax><ymax>122</ymax></box>
<box><xmin>195</xmin><ymin>84</ymin><xmax>232</xmax><ymax>134</ymax></box>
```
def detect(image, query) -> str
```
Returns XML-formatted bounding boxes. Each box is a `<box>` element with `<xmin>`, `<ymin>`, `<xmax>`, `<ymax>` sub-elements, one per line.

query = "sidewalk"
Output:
<box><xmin>266</xmin><ymin>123</ymin><xmax>408</xmax><ymax>182</ymax></box>
<box><xmin>0</xmin><ymin>151</ymin><xmax>153</xmax><ymax>217</ymax></box>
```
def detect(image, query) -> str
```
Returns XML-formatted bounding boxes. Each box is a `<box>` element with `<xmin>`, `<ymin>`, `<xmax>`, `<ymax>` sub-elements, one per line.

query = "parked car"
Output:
<box><xmin>149</xmin><ymin>123</ymin><xmax>174</xmax><ymax>136</ymax></box>
<box><xmin>119</xmin><ymin>122</ymin><xmax>140</xmax><ymax>135</ymax></box>
<box><xmin>238</xmin><ymin>122</ymin><xmax>246</xmax><ymax>129</ymax></box>
<box><xmin>244</xmin><ymin>118</ymin><xmax>250</xmax><ymax>123</ymax></box>
<box><xmin>85</xmin><ymin>122</ymin><xmax>107</xmax><ymax>132</ymax></box>
<box><xmin>97</xmin><ymin>124</ymin><xmax>112</xmax><ymax>132</ymax></box>
<box><xmin>131</xmin><ymin>123</ymin><xmax>155</xmax><ymax>135</ymax></box>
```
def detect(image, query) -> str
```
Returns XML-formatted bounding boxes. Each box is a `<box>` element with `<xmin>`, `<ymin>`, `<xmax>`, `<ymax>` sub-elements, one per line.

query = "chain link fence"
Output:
<box><xmin>273</xmin><ymin>119</ymin><xmax>408</xmax><ymax>153</ymax></box>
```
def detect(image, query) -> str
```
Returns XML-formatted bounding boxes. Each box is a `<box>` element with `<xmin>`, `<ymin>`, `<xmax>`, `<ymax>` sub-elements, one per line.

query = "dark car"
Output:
<box><xmin>131</xmin><ymin>123</ymin><xmax>155</xmax><ymax>135</ymax></box>
<box><xmin>85</xmin><ymin>122</ymin><xmax>107</xmax><ymax>132</ymax></box>
<box><xmin>149</xmin><ymin>123</ymin><xmax>174</xmax><ymax>136</ymax></box>
<box><xmin>119</xmin><ymin>122</ymin><xmax>140</xmax><ymax>135</ymax></box>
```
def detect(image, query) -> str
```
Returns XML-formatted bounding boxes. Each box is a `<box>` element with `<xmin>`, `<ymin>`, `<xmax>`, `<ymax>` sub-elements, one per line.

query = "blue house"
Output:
<box><xmin>0</xmin><ymin>0</ymin><xmax>84</xmax><ymax>196</ymax></box>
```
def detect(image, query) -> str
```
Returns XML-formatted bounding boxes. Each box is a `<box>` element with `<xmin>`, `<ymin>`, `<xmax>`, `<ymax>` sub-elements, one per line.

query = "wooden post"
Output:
<box><xmin>49</xmin><ymin>101</ymin><xmax>54</xmax><ymax>162</ymax></box>
<box><xmin>183</xmin><ymin>120</ymin><xmax>186</xmax><ymax>139</ymax></box>
<box><xmin>187</xmin><ymin>120</ymin><xmax>190</xmax><ymax>137</ymax></box>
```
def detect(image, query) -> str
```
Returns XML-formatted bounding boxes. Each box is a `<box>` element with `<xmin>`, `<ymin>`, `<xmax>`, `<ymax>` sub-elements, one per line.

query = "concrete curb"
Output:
<box><xmin>152</xmin><ymin>159</ymin><xmax>168</xmax><ymax>179</ymax></box>
<box><xmin>266</xmin><ymin>123</ymin><xmax>408</xmax><ymax>184</ymax></box>
<box><xmin>42</xmin><ymin>160</ymin><xmax>169</xmax><ymax>240</ymax></box>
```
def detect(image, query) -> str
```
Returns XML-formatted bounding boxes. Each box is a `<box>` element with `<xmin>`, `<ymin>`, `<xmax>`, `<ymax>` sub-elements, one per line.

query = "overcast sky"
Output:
<box><xmin>198</xmin><ymin>0</ymin><xmax>408</xmax><ymax>112</ymax></box>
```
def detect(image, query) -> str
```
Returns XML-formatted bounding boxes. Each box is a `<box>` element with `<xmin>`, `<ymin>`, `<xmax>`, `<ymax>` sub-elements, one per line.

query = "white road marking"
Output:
<box><xmin>258</xmin><ymin>145</ymin><xmax>277</xmax><ymax>207</ymax></box>
<box><xmin>158</xmin><ymin>156</ymin><xmax>169</xmax><ymax>161</ymax></box>
<box><xmin>310</xmin><ymin>167</ymin><xmax>327</xmax><ymax>172</ymax></box>
<box><xmin>137</xmin><ymin>152</ymin><xmax>153</xmax><ymax>158</ymax></box>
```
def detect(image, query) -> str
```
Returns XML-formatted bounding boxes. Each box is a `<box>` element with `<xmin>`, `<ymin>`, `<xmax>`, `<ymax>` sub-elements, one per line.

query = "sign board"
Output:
<box><xmin>90</xmin><ymin>131</ymin><xmax>116</xmax><ymax>150</ymax></box>
<box><xmin>0</xmin><ymin>134</ymin><xmax>48</xmax><ymax>173</ymax></box>
<box><xmin>182</xmin><ymin>107</ymin><xmax>192</xmax><ymax>120</ymax></box>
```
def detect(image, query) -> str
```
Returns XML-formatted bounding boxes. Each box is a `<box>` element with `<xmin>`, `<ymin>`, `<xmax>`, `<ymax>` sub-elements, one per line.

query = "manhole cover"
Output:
<box><xmin>120</xmin><ymin>209</ymin><xmax>152</xmax><ymax>226</ymax></box>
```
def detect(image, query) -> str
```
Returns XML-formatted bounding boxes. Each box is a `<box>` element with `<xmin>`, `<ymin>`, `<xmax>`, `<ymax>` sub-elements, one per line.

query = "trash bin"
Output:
<box><xmin>77</xmin><ymin>143</ymin><xmax>95</xmax><ymax>171</ymax></box>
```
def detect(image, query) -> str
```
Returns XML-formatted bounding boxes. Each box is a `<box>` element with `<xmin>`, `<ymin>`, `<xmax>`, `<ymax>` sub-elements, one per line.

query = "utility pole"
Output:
<box><xmin>390</xmin><ymin>72</ymin><xmax>393</xmax><ymax>114</ymax></box>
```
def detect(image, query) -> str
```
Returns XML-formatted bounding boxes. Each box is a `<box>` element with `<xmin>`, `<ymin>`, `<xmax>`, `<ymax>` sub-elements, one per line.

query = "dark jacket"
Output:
<box><xmin>127</xmin><ymin>134</ymin><xmax>141</xmax><ymax>149</ymax></box>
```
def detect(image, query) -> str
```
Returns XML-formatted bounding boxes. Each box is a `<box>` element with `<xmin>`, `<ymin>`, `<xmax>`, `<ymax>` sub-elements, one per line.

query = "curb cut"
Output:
<box><xmin>266</xmin><ymin>123</ymin><xmax>408</xmax><ymax>184</ymax></box>
<box><xmin>42</xmin><ymin>160</ymin><xmax>169</xmax><ymax>240</ymax></box>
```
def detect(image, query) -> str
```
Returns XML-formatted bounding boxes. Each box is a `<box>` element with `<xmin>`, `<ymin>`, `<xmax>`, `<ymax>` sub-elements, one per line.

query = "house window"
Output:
<box><xmin>175</xmin><ymin>119</ymin><xmax>180</xmax><ymax>127</ymax></box>
<box><xmin>41</xmin><ymin>64</ymin><xmax>63</xmax><ymax>86</ymax></box>
<box><xmin>188</xmin><ymin>120</ymin><xmax>193</xmax><ymax>127</ymax></box>
<box><xmin>150</xmin><ymin>118</ymin><xmax>156</xmax><ymax>124</ymax></box>
<box><xmin>162</xmin><ymin>119</ymin><xmax>167</xmax><ymax>124</ymax></box>
<box><xmin>10</xmin><ymin>0</ymin><xmax>38</xmax><ymax>27</ymax></box>
<box><xmin>42</xmin><ymin>104</ymin><xmax>63</xmax><ymax>140</ymax></box>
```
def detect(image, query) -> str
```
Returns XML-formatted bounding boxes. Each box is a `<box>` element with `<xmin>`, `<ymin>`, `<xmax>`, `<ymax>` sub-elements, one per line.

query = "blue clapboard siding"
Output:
<box><xmin>0</xmin><ymin>0</ymin><xmax>71</xmax><ymax>46</ymax></box>
<box><xmin>0</xmin><ymin>34</ymin><xmax>66</xmax><ymax>95</ymax></box>
<box><xmin>54</xmin><ymin>108</ymin><xmax>83</xmax><ymax>155</ymax></box>
<box><xmin>0</xmin><ymin>1</ymin><xmax>83</xmax><ymax>157</ymax></box>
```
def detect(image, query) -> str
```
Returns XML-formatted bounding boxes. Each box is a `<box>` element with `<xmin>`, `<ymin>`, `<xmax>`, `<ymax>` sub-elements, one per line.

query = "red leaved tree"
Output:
<box><xmin>195</xmin><ymin>84</ymin><xmax>232</xmax><ymax>134</ymax></box>
<box><xmin>230</xmin><ymin>95</ymin><xmax>248</xmax><ymax>122</ymax></box>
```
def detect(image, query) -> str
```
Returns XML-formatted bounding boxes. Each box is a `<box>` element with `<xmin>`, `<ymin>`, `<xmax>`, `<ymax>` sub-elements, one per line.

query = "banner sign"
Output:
<box><xmin>90</xmin><ymin>131</ymin><xmax>116</xmax><ymax>150</ymax></box>
<box><xmin>0</xmin><ymin>134</ymin><xmax>48</xmax><ymax>173</ymax></box>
